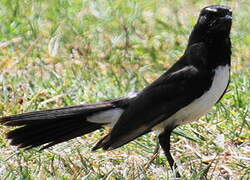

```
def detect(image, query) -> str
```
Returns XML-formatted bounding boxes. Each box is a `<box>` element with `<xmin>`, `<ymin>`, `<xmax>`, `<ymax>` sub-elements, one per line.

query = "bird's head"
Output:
<box><xmin>189</xmin><ymin>5</ymin><xmax>232</xmax><ymax>45</ymax></box>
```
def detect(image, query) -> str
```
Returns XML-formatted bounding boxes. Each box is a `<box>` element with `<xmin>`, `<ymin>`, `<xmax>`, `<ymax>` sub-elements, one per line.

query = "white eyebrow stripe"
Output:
<box><xmin>206</xmin><ymin>7</ymin><xmax>218</xmax><ymax>12</ymax></box>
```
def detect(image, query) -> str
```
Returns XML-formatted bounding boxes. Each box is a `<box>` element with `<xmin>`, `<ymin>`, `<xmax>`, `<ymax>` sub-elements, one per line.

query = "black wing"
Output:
<box><xmin>94</xmin><ymin>42</ymin><xmax>212</xmax><ymax>150</ymax></box>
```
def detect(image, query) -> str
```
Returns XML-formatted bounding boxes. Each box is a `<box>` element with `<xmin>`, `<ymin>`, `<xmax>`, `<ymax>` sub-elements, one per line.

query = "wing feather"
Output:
<box><xmin>95</xmin><ymin>42</ymin><xmax>212</xmax><ymax>150</ymax></box>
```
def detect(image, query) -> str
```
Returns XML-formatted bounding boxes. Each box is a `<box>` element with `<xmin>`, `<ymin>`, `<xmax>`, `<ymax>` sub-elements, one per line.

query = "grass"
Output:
<box><xmin>0</xmin><ymin>0</ymin><xmax>249</xmax><ymax>179</ymax></box>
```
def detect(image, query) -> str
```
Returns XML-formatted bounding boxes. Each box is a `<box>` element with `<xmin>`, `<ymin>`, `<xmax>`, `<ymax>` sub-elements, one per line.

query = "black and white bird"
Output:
<box><xmin>0</xmin><ymin>5</ymin><xmax>232</xmax><ymax>177</ymax></box>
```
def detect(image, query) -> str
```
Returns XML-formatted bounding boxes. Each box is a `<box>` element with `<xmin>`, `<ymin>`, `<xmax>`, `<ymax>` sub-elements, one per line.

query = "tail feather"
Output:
<box><xmin>8</xmin><ymin>119</ymin><xmax>99</xmax><ymax>148</ymax></box>
<box><xmin>6</xmin><ymin>115</ymin><xmax>88</xmax><ymax>138</ymax></box>
<box><xmin>39</xmin><ymin>123</ymin><xmax>101</xmax><ymax>150</ymax></box>
<box><xmin>0</xmin><ymin>101</ymin><xmax>125</xmax><ymax>150</ymax></box>
<box><xmin>24</xmin><ymin>122</ymin><xmax>100</xmax><ymax>150</ymax></box>
<box><xmin>1</xmin><ymin>102</ymin><xmax>115</xmax><ymax>126</ymax></box>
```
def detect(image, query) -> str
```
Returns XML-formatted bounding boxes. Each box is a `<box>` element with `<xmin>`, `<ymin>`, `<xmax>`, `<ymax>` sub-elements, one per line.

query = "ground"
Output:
<box><xmin>0</xmin><ymin>0</ymin><xmax>249</xmax><ymax>179</ymax></box>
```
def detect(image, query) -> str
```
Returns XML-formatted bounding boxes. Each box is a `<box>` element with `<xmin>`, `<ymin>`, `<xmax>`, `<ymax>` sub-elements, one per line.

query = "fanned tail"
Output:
<box><xmin>0</xmin><ymin>99</ymin><xmax>127</xmax><ymax>150</ymax></box>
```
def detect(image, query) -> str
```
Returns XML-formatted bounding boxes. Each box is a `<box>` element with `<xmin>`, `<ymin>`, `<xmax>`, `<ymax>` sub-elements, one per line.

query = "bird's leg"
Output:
<box><xmin>144</xmin><ymin>140</ymin><xmax>160</xmax><ymax>169</ymax></box>
<box><xmin>159</xmin><ymin>129</ymin><xmax>181</xmax><ymax>178</ymax></box>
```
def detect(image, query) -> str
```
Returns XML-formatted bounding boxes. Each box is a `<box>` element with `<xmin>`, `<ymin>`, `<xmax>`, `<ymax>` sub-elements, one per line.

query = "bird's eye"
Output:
<box><xmin>199</xmin><ymin>15</ymin><xmax>207</xmax><ymax>24</ymax></box>
<box><xmin>198</xmin><ymin>12</ymin><xmax>216</xmax><ymax>25</ymax></box>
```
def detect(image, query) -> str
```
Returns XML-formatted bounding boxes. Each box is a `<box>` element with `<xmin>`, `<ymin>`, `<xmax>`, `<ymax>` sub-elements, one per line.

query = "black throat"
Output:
<box><xmin>188</xmin><ymin>26</ymin><xmax>231</xmax><ymax>69</ymax></box>
<box><xmin>207</xmin><ymin>37</ymin><xmax>231</xmax><ymax>68</ymax></box>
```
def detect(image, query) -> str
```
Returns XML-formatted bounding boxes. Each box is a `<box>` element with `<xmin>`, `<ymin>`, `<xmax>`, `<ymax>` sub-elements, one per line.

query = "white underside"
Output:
<box><xmin>153</xmin><ymin>65</ymin><xmax>230</xmax><ymax>131</ymax></box>
<box><xmin>87</xmin><ymin>65</ymin><xmax>230</xmax><ymax>131</ymax></box>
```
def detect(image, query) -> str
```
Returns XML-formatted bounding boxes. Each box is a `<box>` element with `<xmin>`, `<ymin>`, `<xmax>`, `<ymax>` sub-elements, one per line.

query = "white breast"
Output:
<box><xmin>153</xmin><ymin>65</ymin><xmax>230</xmax><ymax>131</ymax></box>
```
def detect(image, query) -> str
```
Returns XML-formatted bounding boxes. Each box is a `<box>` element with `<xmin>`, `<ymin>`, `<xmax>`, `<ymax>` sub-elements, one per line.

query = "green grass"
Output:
<box><xmin>0</xmin><ymin>0</ymin><xmax>249</xmax><ymax>179</ymax></box>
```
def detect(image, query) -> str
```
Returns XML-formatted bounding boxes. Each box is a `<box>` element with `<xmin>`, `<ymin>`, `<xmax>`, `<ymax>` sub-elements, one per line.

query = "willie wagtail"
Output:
<box><xmin>0</xmin><ymin>5</ymin><xmax>232</xmax><ymax>177</ymax></box>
